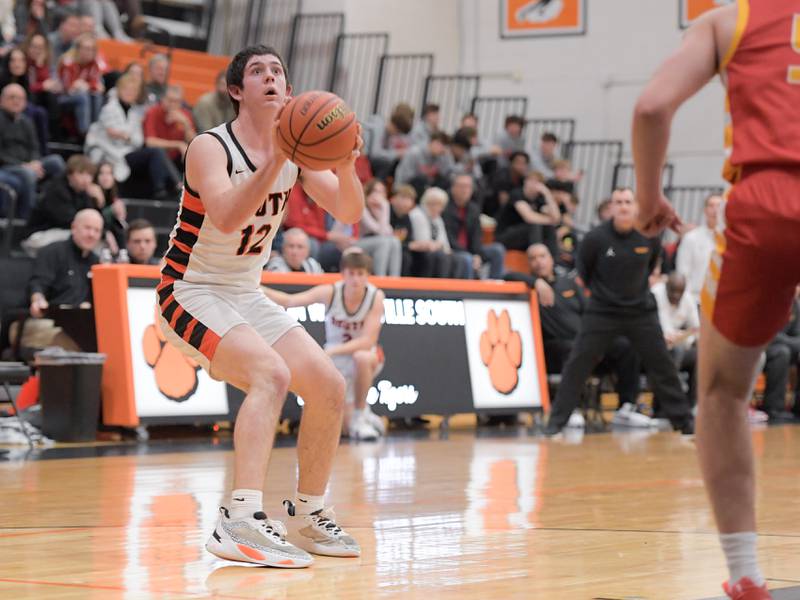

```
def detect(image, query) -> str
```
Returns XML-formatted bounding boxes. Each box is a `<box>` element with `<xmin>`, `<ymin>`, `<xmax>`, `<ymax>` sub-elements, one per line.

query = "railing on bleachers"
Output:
<box><xmin>524</xmin><ymin>118</ymin><xmax>576</xmax><ymax>155</ymax></box>
<box><xmin>563</xmin><ymin>140</ymin><xmax>623</xmax><ymax>229</ymax></box>
<box><xmin>287</xmin><ymin>12</ymin><xmax>344</xmax><ymax>93</ymax></box>
<box><xmin>665</xmin><ymin>185</ymin><xmax>725</xmax><ymax>229</ymax></box>
<box><xmin>469</xmin><ymin>96</ymin><xmax>528</xmax><ymax>146</ymax></box>
<box><xmin>330</xmin><ymin>33</ymin><xmax>389</xmax><ymax>119</ymax></box>
<box><xmin>209</xmin><ymin>0</ymin><xmax>301</xmax><ymax>56</ymax></box>
<box><xmin>421</xmin><ymin>75</ymin><xmax>481</xmax><ymax>133</ymax></box>
<box><xmin>611</xmin><ymin>162</ymin><xmax>675</xmax><ymax>192</ymax></box>
<box><xmin>372</xmin><ymin>54</ymin><xmax>435</xmax><ymax>117</ymax></box>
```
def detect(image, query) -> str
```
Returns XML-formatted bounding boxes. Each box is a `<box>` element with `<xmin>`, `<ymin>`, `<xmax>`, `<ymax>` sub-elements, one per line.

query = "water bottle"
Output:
<box><xmin>99</xmin><ymin>247</ymin><xmax>113</xmax><ymax>264</ymax></box>
<box><xmin>117</xmin><ymin>249</ymin><xmax>130</xmax><ymax>264</ymax></box>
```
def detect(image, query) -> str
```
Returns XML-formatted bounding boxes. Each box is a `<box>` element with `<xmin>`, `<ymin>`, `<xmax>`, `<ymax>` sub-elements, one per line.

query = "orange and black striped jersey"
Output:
<box><xmin>160</xmin><ymin>121</ymin><xmax>299</xmax><ymax>289</ymax></box>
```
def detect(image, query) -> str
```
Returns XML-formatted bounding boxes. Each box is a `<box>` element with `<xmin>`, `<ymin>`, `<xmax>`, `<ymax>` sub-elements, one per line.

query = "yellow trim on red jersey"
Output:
<box><xmin>719</xmin><ymin>0</ymin><xmax>750</xmax><ymax>72</ymax></box>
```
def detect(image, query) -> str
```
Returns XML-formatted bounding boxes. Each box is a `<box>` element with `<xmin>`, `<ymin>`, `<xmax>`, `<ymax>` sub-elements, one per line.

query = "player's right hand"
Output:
<box><xmin>636</xmin><ymin>193</ymin><xmax>682</xmax><ymax>237</ymax></box>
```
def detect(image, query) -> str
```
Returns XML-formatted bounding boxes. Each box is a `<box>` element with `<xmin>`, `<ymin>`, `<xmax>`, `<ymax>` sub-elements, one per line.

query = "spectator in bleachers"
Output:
<box><xmin>394</xmin><ymin>131</ymin><xmax>454</xmax><ymax>197</ymax></box>
<box><xmin>0</xmin><ymin>47</ymin><xmax>50</xmax><ymax>152</ymax></box>
<box><xmin>143</xmin><ymin>52</ymin><xmax>168</xmax><ymax>103</ymax></box>
<box><xmin>529</xmin><ymin>132</ymin><xmax>560</xmax><ymax>179</ymax></box>
<box><xmin>0</xmin><ymin>82</ymin><xmax>65</xmax><ymax>219</ymax></box>
<box><xmin>443</xmin><ymin>173</ymin><xmax>505</xmax><ymax>280</ymax></box>
<box><xmin>23</xmin><ymin>32</ymin><xmax>62</xmax><ymax>116</ymax></box>
<box><xmin>450</xmin><ymin>127</ymin><xmax>483</xmax><ymax>181</ymax></box>
<box><xmin>115</xmin><ymin>0</ymin><xmax>143</xmax><ymax>38</ymax></box>
<box><xmin>494</xmin><ymin>171</ymin><xmax>560</xmax><ymax>254</ymax></box>
<box><xmin>266</xmin><ymin>227</ymin><xmax>323</xmax><ymax>274</ymax></box>
<box><xmin>460</xmin><ymin>112</ymin><xmax>500</xmax><ymax>162</ymax></box>
<box><xmin>653</xmin><ymin>272</ymin><xmax>699</xmax><ymax>405</ymax></box>
<box><xmin>282</xmin><ymin>185</ymin><xmax>329</xmax><ymax>259</ymax></box>
<box><xmin>57</xmin><ymin>31</ymin><xmax>105</xmax><ymax>136</ymax></box>
<box><xmin>358</xmin><ymin>179</ymin><xmax>402</xmax><ymax>277</ymax></box>
<box><xmin>85</xmin><ymin>73</ymin><xmax>179</xmax><ymax>200</ymax></box>
<box><xmin>409</xmin><ymin>103</ymin><xmax>440</xmax><ymax>148</ymax></box>
<box><xmin>409</xmin><ymin>186</ymin><xmax>458</xmax><ymax>278</ymax></box>
<box><xmin>676</xmin><ymin>193</ymin><xmax>722</xmax><ymax>304</ymax></box>
<box><xmin>492</xmin><ymin>115</ymin><xmax>526</xmax><ymax>162</ymax></box>
<box><xmin>193</xmin><ymin>70</ymin><xmax>235</xmax><ymax>132</ymax></box>
<box><xmin>484</xmin><ymin>149</ymin><xmax>528</xmax><ymax>219</ymax></box>
<box><xmin>389</xmin><ymin>184</ymin><xmax>416</xmax><ymax>276</ymax></box>
<box><xmin>505</xmin><ymin>244</ymin><xmax>641</xmax><ymax>406</ymax></box>
<box><xmin>761</xmin><ymin>288</ymin><xmax>800</xmax><ymax>423</ymax></box>
<box><xmin>0</xmin><ymin>0</ymin><xmax>15</xmax><ymax>46</ymax></box>
<box><xmin>596</xmin><ymin>197</ymin><xmax>613</xmax><ymax>222</ymax></box>
<box><xmin>106</xmin><ymin>60</ymin><xmax>146</xmax><ymax>104</ymax></box>
<box><xmin>126</xmin><ymin>218</ymin><xmax>159</xmax><ymax>265</ymax></box>
<box><xmin>94</xmin><ymin>160</ymin><xmax>126</xmax><ymax>248</ymax></box>
<box><xmin>363</xmin><ymin>102</ymin><xmax>413</xmax><ymax>181</ymax></box>
<box><xmin>143</xmin><ymin>84</ymin><xmax>196</xmax><ymax>171</ymax></box>
<box><xmin>23</xmin><ymin>153</ymin><xmax>104</xmax><ymax>253</ymax></box>
<box><xmin>554</xmin><ymin>191</ymin><xmax>579</xmax><ymax>270</ymax></box>
<box><xmin>48</xmin><ymin>11</ymin><xmax>80</xmax><ymax>61</ymax></box>
<box><xmin>545</xmin><ymin>159</ymin><xmax>577</xmax><ymax>195</ymax></box>
<box><xmin>15</xmin><ymin>0</ymin><xmax>52</xmax><ymax>40</ymax></box>
<box><xmin>16</xmin><ymin>208</ymin><xmax>102</xmax><ymax>350</ymax></box>
<box><xmin>79</xmin><ymin>0</ymin><xmax>132</xmax><ymax>41</ymax></box>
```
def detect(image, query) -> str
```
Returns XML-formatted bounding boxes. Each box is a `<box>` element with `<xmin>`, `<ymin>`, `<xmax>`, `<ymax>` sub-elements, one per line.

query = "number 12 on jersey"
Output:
<box><xmin>236</xmin><ymin>224</ymin><xmax>272</xmax><ymax>255</ymax></box>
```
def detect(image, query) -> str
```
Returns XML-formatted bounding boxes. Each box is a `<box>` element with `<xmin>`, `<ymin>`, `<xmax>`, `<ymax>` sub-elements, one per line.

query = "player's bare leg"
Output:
<box><xmin>272</xmin><ymin>327</ymin><xmax>360</xmax><ymax>556</ymax></box>
<box><xmin>353</xmin><ymin>349</ymin><xmax>385</xmax><ymax>435</ymax></box>
<box><xmin>205</xmin><ymin>324</ymin><xmax>313</xmax><ymax>567</ymax></box>
<box><xmin>695</xmin><ymin>314</ymin><xmax>767</xmax><ymax>590</ymax></box>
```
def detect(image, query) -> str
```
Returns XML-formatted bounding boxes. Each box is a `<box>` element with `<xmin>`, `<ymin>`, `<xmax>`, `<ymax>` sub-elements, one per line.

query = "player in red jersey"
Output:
<box><xmin>633</xmin><ymin>2</ymin><xmax>800</xmax><ymax>598</ymax></box>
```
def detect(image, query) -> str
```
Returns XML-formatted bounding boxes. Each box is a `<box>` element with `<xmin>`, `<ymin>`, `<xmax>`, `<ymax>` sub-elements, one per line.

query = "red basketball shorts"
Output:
<box><xmin>701</xmin><ymin>166</ymin><xmax>800</xmax><ymax>347</ymax></box>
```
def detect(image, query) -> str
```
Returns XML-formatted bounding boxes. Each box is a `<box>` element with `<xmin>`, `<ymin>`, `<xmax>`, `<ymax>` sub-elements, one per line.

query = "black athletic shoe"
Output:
<box><xmin>673</xmin><ymin>417</ymin><xmax>694</xmax><ymax>436</ymax></box>
<box><xmin>541</xmin><ymin>421</ymin><xmax>563</xmax><ymax>437</ymax></box>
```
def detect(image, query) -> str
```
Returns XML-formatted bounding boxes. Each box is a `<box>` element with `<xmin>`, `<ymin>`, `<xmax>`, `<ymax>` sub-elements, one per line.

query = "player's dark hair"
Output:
<box><xmin>340</xmin><ymin>250</ymin><xmax>373</xmax><ymax>274</ymax></box>
<box><xmin>226</xmin><ymin>45</ymin><xmax>289</xmax><ymax>116</ymax></box>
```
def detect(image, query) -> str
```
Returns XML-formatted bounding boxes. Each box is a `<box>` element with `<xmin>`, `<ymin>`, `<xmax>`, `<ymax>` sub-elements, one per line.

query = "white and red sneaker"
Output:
<box><xmin>723</xmin><ymin>577</ymin><xmax>772</xmax><ymax>600</ymax></box>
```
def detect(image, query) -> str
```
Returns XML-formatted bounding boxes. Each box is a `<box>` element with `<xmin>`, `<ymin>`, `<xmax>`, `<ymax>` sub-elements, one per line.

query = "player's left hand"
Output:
<box><xmin>636</xmin><ymin>193</ymin><xmax>682</xmax><ymax>237</ymax></box>
<box><xmin>335</xmin><ymin>123</ymin><xmax>363</xmax><ymax>171</ymax></box>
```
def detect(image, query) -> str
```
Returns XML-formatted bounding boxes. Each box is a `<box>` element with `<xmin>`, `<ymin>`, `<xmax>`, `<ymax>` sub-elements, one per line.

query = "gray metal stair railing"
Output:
<box><xmin>421</xmin><ymin>75</ymin><xmax>481</xmax><ymax>133</ymax></box>
<box><xmin>372</xmin><ymin>53</ymin><xmax>434</xmax><ymax>118</ymax></box>
<box><xmin>469</xmin><ymin>96</ymin><xmax>528</xmax><ymax>145</ymax></box>
<box><xmin>286</xmin><ymin>13</ymin><xmax>345</xmax><ymax>93</ymax></box>
<box><xmin>330</xmin><ymin>32</ymin><xmax>389</xmax><ymax>119</ymax></box>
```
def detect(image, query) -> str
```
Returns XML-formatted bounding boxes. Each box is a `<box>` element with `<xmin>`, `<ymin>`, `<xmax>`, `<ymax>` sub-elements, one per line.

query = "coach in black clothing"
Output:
<box><xmin>506</xmin><ymin>243</ymin><xmax>640</xmax><ymax>404</ymax></box>
<box><xmin>544</xmin><ymin>189</ymin><xmax>692</xmax><ymax>434</ymax></box>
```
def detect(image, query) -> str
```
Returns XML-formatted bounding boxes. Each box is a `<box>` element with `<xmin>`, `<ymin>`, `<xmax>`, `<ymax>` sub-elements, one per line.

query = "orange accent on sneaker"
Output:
<box><xmin>236</xmin><ymin>544</ymin><xmax>265</xmax><ymax>561</ymax></box>
<box><xmin>278</xmin><ymin>559</ymin><xmax>295</xmax><ymax>566</ymax></box>
<box><xmin>723</xmin><ymin>577</ymin><xmax>772</xmax><ymax>600</ymax></box>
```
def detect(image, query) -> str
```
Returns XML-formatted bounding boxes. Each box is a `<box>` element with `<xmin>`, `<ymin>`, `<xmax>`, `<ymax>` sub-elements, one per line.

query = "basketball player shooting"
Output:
<box><xmin>632</xmin><ymin>2</ymin><xmax>800</xmax><ymax>598</ymax></box>
<box><xmin>265</xmin><ymin>248</ymin><xmax>387</xmax><ymax>442</ymax></box>
<box><xmin>156</xmin><ymin>45</ymin><xmax>364</xmax><ymax>567</ymax></box>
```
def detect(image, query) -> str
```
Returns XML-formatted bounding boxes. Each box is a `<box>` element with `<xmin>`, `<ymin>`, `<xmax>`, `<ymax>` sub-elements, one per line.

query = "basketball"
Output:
<box><xmin>276</xmin><ymin>91</ymin><xmax>358</xmax><ymax>171</ymax></box>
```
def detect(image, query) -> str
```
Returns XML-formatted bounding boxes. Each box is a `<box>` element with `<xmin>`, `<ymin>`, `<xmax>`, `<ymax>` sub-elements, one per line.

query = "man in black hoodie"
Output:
<box><xmin>544</xmin><ymin>188</ymin><xmax>692</xmax><ymax>435</ymax></box>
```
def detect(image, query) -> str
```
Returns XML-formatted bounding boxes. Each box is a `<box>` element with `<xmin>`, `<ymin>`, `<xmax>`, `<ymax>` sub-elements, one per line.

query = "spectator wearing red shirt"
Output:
<box><xmin>23</xmin><ymin>32</ymin><xmax>63</xmax><ymax>115</ymax></box>
<box><xmin>143</xmin><ymin>85</ymin><xmax>196</xmax><ymax>170</ymax></box>
<box><xmin>57</xmin><ymin>32</ymin><xmax>104</xmax><ymax>135</ymax></box>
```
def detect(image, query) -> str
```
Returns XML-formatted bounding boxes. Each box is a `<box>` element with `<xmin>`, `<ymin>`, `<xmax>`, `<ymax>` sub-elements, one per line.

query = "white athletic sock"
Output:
<box><xmin>229</xmin><ymin>489</ymin><xmax>263</xmax><ymax>519</ymax></box>
<box><xmin>294</xmin><ymin>492</ymin><xmax>325</xmax><ymax>515</ymax></box>
<box><xmin>720</xmin><ymin>532</ymin><xmax>765</xmax><ymax>587</ymax></box>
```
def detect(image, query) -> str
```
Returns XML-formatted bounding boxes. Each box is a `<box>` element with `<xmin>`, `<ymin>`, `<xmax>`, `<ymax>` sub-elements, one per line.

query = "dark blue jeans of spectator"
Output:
<box><xmin>25</xmin><ymin>103</ymin><xmax>51</xmax><ymax>155</ymax></box>
<box><xmin>125</xmin><ymin>147</ymin><xmax>179</xmax><ymax>195</ymax></box>
<box><xmin>58</xmin><ymin>91</ymin><xmax>104</xmax><ymax>135</ymax></box>
<box><xmin>0</xmin><ymin>155</ymin><xmax>66</xmax><ymax>219</ymax></box>
<box><xmin>453</xmin><ymin>242</ymin><xmax>505</xmax><ymax>280</ymax></box>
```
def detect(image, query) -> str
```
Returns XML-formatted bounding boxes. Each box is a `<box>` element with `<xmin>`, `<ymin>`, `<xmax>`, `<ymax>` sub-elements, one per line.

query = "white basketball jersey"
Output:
<box><xmin>161</xmin><ymin>122</ymin><xmax>299</xmax><ymax>289</ymax></box>
<box><xmin>324</xmin><ymin>281</ymin><xmax>379</xmax><ymax>347</ymax></box>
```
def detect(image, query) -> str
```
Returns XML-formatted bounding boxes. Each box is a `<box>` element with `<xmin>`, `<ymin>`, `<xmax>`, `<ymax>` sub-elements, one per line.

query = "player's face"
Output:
<box><xmin>342</xmin><ymin>267</ymin><xmax>369</xmax><ymax>291</ymax></box>
<box><xmin>240</xmin><ymin>54</ymin><xmax>290</xmax><ymax>113</ymax></box>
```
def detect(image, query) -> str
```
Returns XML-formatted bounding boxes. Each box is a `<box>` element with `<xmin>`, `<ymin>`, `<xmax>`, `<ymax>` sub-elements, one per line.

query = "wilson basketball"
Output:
<box><xmin>276</xmin><ymin>91</ymin><xmax>358</xmax><ymax>171</ymax></box>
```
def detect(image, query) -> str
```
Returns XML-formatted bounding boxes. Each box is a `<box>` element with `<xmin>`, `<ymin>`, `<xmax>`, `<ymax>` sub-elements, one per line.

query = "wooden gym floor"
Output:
<box><xmin>1</xmin><ymin>426</ymin><xmax>800</xmax><ymax>600</ymax></box>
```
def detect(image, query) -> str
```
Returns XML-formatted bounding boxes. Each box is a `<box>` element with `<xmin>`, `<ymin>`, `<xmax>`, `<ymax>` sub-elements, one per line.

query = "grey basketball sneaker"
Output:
<box><xmin>205</xmin><ymin>507</ymin><xmax>314</xmax><ymax>568</ymax></box>
<box><xmin>282</xmin><ymin>500</ymin><xmax>361</xmax><ymax>557</ymax></box>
